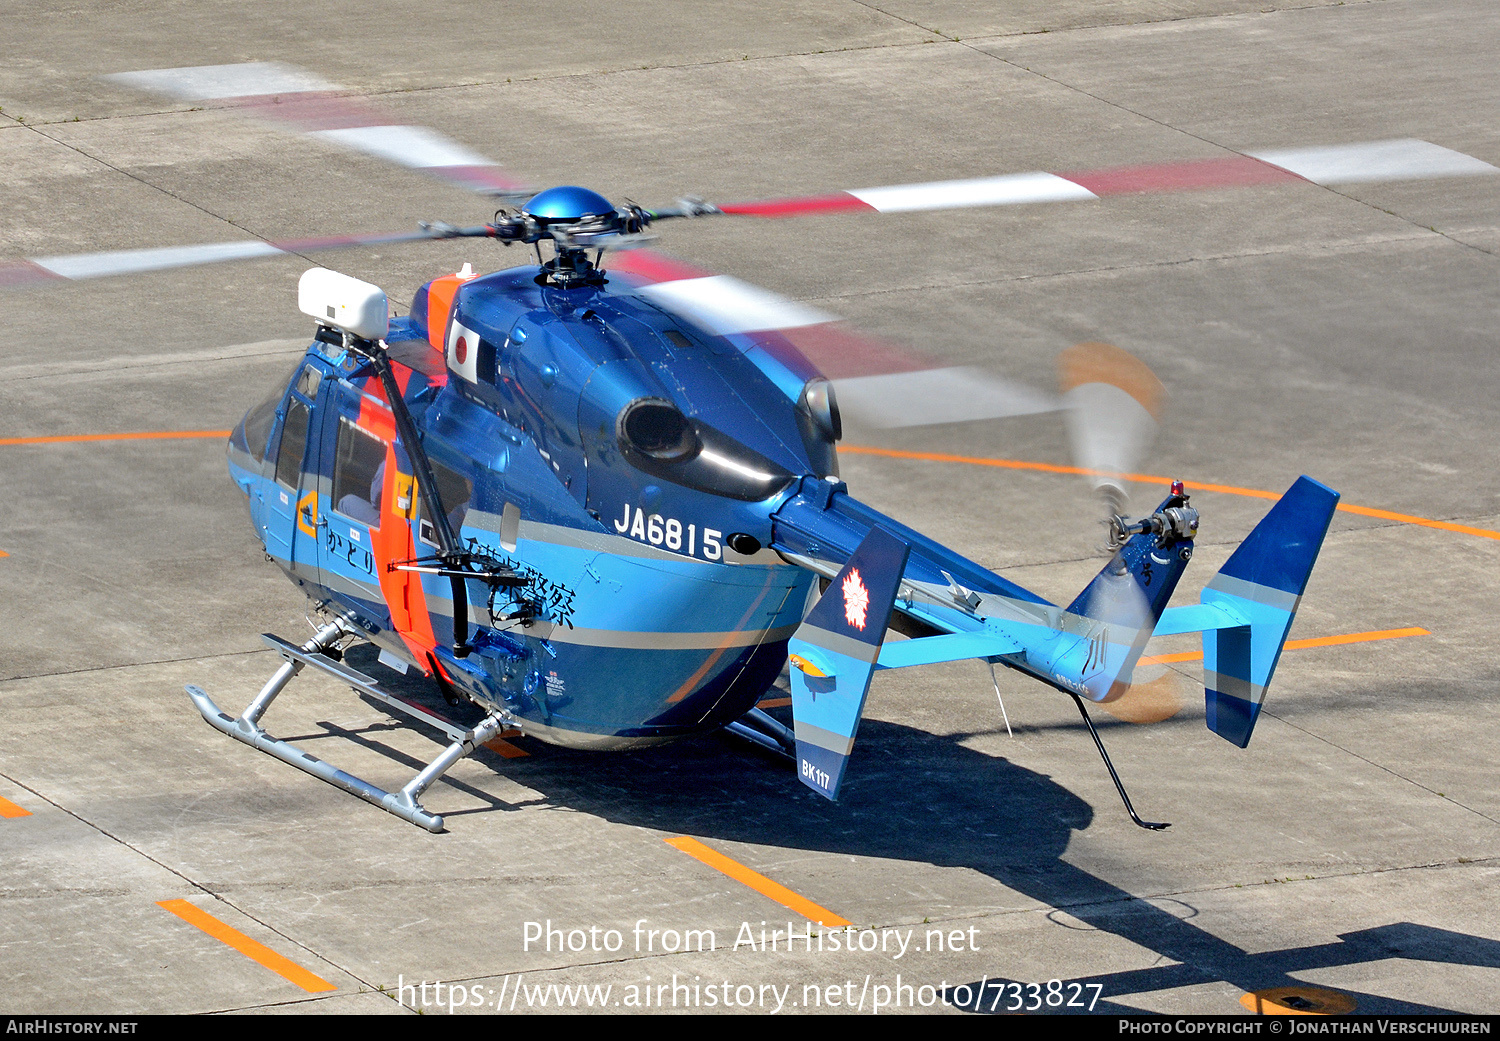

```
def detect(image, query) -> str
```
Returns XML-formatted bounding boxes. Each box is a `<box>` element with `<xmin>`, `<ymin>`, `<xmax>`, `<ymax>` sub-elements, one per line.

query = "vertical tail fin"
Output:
<box><xmin>786</xmin><ymin>526</ymin><xmax>910</xmax><ymax>800</ymax></box>
<box><xmin>1201</xmin><ymin>476</ymin><xmax>1339</xmax><ymax>746</ymax></box>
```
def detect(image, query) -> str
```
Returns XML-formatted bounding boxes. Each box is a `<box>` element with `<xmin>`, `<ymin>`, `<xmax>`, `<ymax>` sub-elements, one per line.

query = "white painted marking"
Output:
<box><xmin>834</xmin><ymin>367</ymin><xmax>1061</xmax><ymax>428</ymax></box>
<box><xmin>637</xmin><ymin>275</ymin><xmax>835</xmax><ymax>335</ymax></box>
<box><xmin>850</xmin><ymin>172</ymin><xmax>1098</xmax><ymax>213</ymax></box>
<box><xmin>32</xmin><ymin>241</ymin><xmax>283</xmax><ymax>281</ymax></box>
<box><xmin>448</xmin><ymin>320</ymin><xmax>482</xmax><ymax>384</ymax></box>
<box><xmin>106</xmin><ymin>62</ymin><xmax>336</xmax><ymax>100</ymax></box>
<box><xmin>1251</xmin><ymin>139</ymin><xmax>1499</xmax><ymax>185</ymax></box>
<box><xmin>312</xmin><ymin>125</ymin><xmax>490</xmax><ymax>170</ymax></box>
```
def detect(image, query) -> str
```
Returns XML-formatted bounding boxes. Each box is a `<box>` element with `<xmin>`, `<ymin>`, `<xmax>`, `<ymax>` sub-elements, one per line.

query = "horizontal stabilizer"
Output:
<box><xmin>875</xmin><ymin>631</ymin><xmax>1023</xmax><ymax>670</ymax></box>
<box><xmin>787</xmin><ymin>526</ymin><xmax>910</xmax><ymax>800</ymax></box>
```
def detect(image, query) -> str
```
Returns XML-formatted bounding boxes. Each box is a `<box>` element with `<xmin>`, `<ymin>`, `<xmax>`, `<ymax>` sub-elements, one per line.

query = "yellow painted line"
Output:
<box><xmin>157</xmin><ymin>899</ymin><xmax>336</xmax><ymax>993</ymax></box>
<box><xmin>1241</xmin><ymin>986</ymin><xmax>1357</xmax><ymax>1015</ymax></box>
<box><xmin>1139</xmin><ymin>626</ymin><xmax>1429</xmax><ymax>666</ymax></box>
<box><xmin>0</xmin><ymin>430</ymin><xmax>231</xmax><ymax>446</ymax></box>
<box><xmin>841</xmin><ymin>445</ymin><xmax>1500</xmax><ymax>542</ymax></box>
<box><xmin>0</xmin><ymin>795</ymin><xmax>32</xmax><ymax>818</ymax></box>
<box><xmin>665</xmin><ymin>837</ymin><xmax>851</xmax><ymax>927</ymax></box>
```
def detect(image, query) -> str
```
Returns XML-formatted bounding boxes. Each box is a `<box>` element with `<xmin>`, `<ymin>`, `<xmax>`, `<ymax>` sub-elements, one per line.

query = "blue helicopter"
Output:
<box><xmin>9</xmin><ymin>62</ymin><xmax>1381</xmax><ymax>833</ymax></box>
<box><xmin>179</xmin><ymin>182</ymin><xmax>1336</xmax><ymax>834</ymax></box>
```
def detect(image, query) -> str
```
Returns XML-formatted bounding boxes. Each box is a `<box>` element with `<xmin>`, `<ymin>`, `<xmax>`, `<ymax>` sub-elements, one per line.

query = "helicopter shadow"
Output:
<box><xmin>343</xmin><ymin>647</ymin><xmax>1498</xmax><ymax>1014</ymax></box>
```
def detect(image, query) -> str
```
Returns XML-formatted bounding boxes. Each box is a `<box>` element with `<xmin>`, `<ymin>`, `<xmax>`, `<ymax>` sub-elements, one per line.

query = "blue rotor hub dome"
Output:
<box><xmin>524</xmin><ymin>185</ymin><xmax>614</xmax><ymax>224</ymax></box>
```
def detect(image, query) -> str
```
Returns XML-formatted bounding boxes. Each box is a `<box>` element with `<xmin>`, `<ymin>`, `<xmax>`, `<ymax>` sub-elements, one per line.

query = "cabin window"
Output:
<box><xmin>332</xmin><ymin>418</ymin><xmax>387</xmax><ymax>526</ymax></box>
<box><xmin>417</xmin><ymin>459</ymin><xmax>475</xmax><ymax>546</ymax></box>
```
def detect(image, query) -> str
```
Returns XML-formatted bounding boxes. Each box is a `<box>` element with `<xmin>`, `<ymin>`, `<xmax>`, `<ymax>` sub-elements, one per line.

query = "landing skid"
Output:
<box><xmin>186</xmin><ymin>622</ymin><xmax>515</xmax><ymax>833</ymax></box>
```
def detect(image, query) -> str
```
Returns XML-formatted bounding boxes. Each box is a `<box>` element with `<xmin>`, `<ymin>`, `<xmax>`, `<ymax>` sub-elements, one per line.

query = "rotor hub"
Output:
<box><xmin>522</xmin><ymin>185</ymin><xmax>615</xmax><ymax>225</ymax></box>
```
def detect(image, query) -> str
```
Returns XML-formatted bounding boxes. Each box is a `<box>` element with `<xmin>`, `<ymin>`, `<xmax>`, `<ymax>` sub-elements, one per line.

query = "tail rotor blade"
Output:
<box><xmin>1058</xmin><ymin>342</ymin><xmax>1165</xmax><ymax>515</ymax></box>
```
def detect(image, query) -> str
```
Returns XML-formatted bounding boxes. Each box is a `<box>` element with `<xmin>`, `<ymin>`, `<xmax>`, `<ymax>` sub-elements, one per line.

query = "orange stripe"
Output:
<box><xmin>757</xmin><ymin>696</ymin><xmax>792</xmax><ymax>708</ymax></box>
<box><xmin>665</xmin><ymin>837</ymin><xmax>851</xmax><ymax>927</ymax></box>
<box><xmin>157</xmin><ymin>899</ymin><xmax>336</xmax><ymax>993</ymax></box>
<box><xmin>0</xmin><ymin>430</ymin><xmax>231</xmax><ymax>446</ymax></box>
<box><xmin>483</xmin><ymin>737</ymin><xmax>530</xmax><ymax>759</ymax></box>
<box><xmin>1331</xmin><ymin>503</ymin><xmax>1500</xmax><ymax>540</ymax></box>
<box><xmin>1138</xmin><ymin>626</ymin><xmax>1429</xmax><ymax>666</ymax></box>
<box><xmin>0</xmin><ymin>795</ymin><xmax>31</xmax><ymax>818</ymax></box>
<box><xmin>840</xmin><ymin>446</ymin><xmax>1500</xmax><ymax>541</ymax></box>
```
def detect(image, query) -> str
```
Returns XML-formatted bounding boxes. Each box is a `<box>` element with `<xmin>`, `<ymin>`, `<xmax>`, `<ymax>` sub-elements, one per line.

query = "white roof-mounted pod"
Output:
<box><xmin>298</xmin><ymin>267</ymin><xmax>389</xmax><ymax>342</ymax></box>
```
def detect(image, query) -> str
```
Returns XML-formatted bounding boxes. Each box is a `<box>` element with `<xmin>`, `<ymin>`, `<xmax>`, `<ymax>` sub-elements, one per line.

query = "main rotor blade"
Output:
<box><xmin>609</xmin><ymin>250</ymin><xmax>1060</xmax><ymax>428</ymax></box>
<box><xmin>0</xmin><ymin>229</ymin><xmax>438</xmax><ymax>288</ymax></box>
<box><xmin>717</xmin><ymin>139</ymin><xmax>1498</xmax><ymax>218</ymax></box>
<box><xmin>105</xmin><ymin>62</ymin><xmax>528</xmax><ymax>198</ymax></box>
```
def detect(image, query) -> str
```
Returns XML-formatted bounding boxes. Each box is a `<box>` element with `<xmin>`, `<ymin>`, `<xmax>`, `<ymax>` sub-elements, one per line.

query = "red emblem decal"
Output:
<box><xmin>455</xmin><ymin>335</ymin><xmax>469</xmax><ymax>364</ymax></box>
<box><xmin>842</xmin><ymin>568</ymin><xmax>870</xmax><ymax>631</ymax></box>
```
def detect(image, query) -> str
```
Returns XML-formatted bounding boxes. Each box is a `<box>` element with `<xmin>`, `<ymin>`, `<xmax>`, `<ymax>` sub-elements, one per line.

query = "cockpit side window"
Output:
<box><xmin>239</xmin><ymin>361</ymin><xmax>303</xmax><ymax>464</ymax></box>
<box><xmin>242</xmin><ymin>391</ymin><xmax>280</xmax><ymax>465</ymax></box>
<box><xmin>274</xmin><ymin>399</ymin><xmax>311</xmax><ymax>489</ymax></box>
<box><xmin>332</xmin><ymin>418</ymin><xmax>387</xmax><ymax>527</ymax></box>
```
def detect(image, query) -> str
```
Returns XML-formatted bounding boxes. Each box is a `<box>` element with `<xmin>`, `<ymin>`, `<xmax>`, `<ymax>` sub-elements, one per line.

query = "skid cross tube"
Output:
<box><xmin>186</xmin><ymin>624</ymin><xmax>514</xmax><ymax>832</ymax></box>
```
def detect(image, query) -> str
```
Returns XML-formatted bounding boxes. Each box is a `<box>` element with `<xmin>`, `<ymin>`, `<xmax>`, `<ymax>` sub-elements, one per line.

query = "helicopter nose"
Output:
<box><xmin>523</xmin><ymin>185</ymin><xmax>614</xmax><ymax>224</ymax></box>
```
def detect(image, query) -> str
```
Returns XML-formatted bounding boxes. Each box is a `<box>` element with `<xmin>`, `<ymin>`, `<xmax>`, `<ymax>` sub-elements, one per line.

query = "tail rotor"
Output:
<box><xmin>1058</xmin><ymin>341</ymin><xmax>1166</xmax><ymax>540</ymax></box>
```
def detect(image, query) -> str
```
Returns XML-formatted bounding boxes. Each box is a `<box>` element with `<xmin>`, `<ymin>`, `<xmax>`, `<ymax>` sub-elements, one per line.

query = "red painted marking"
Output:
<box><xmin>0</xmin><ymin>260</ymin><xmax>68</xmax><ymax>287</ymax></box>
<box><xmin>428</xmin><ymin>164</ymin><xmax>527</xmax><ymax>193</ymax></box>
<box><xmin>1058</xmin><ymin>156</ymin><xmax>1305</xmax><ymax>196</ymax></box>
<box><xmin>719</xmin><ymin>193</ymin><xmax>875</xmax><ymax>218</ymax></box>
<box><xmin>221</xmin><ymin>91</ymin><xmax>384</xmax><ymax>132</ymax></box>
<box><xmin>776</xmin><ymin>322</ymin><xmax>928</xmax><ymax>379</ymax></box>
<box><xmin>607</xmin><ymin>249</ymin><xmax>714</xmax><ymax>284</ymax></box>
